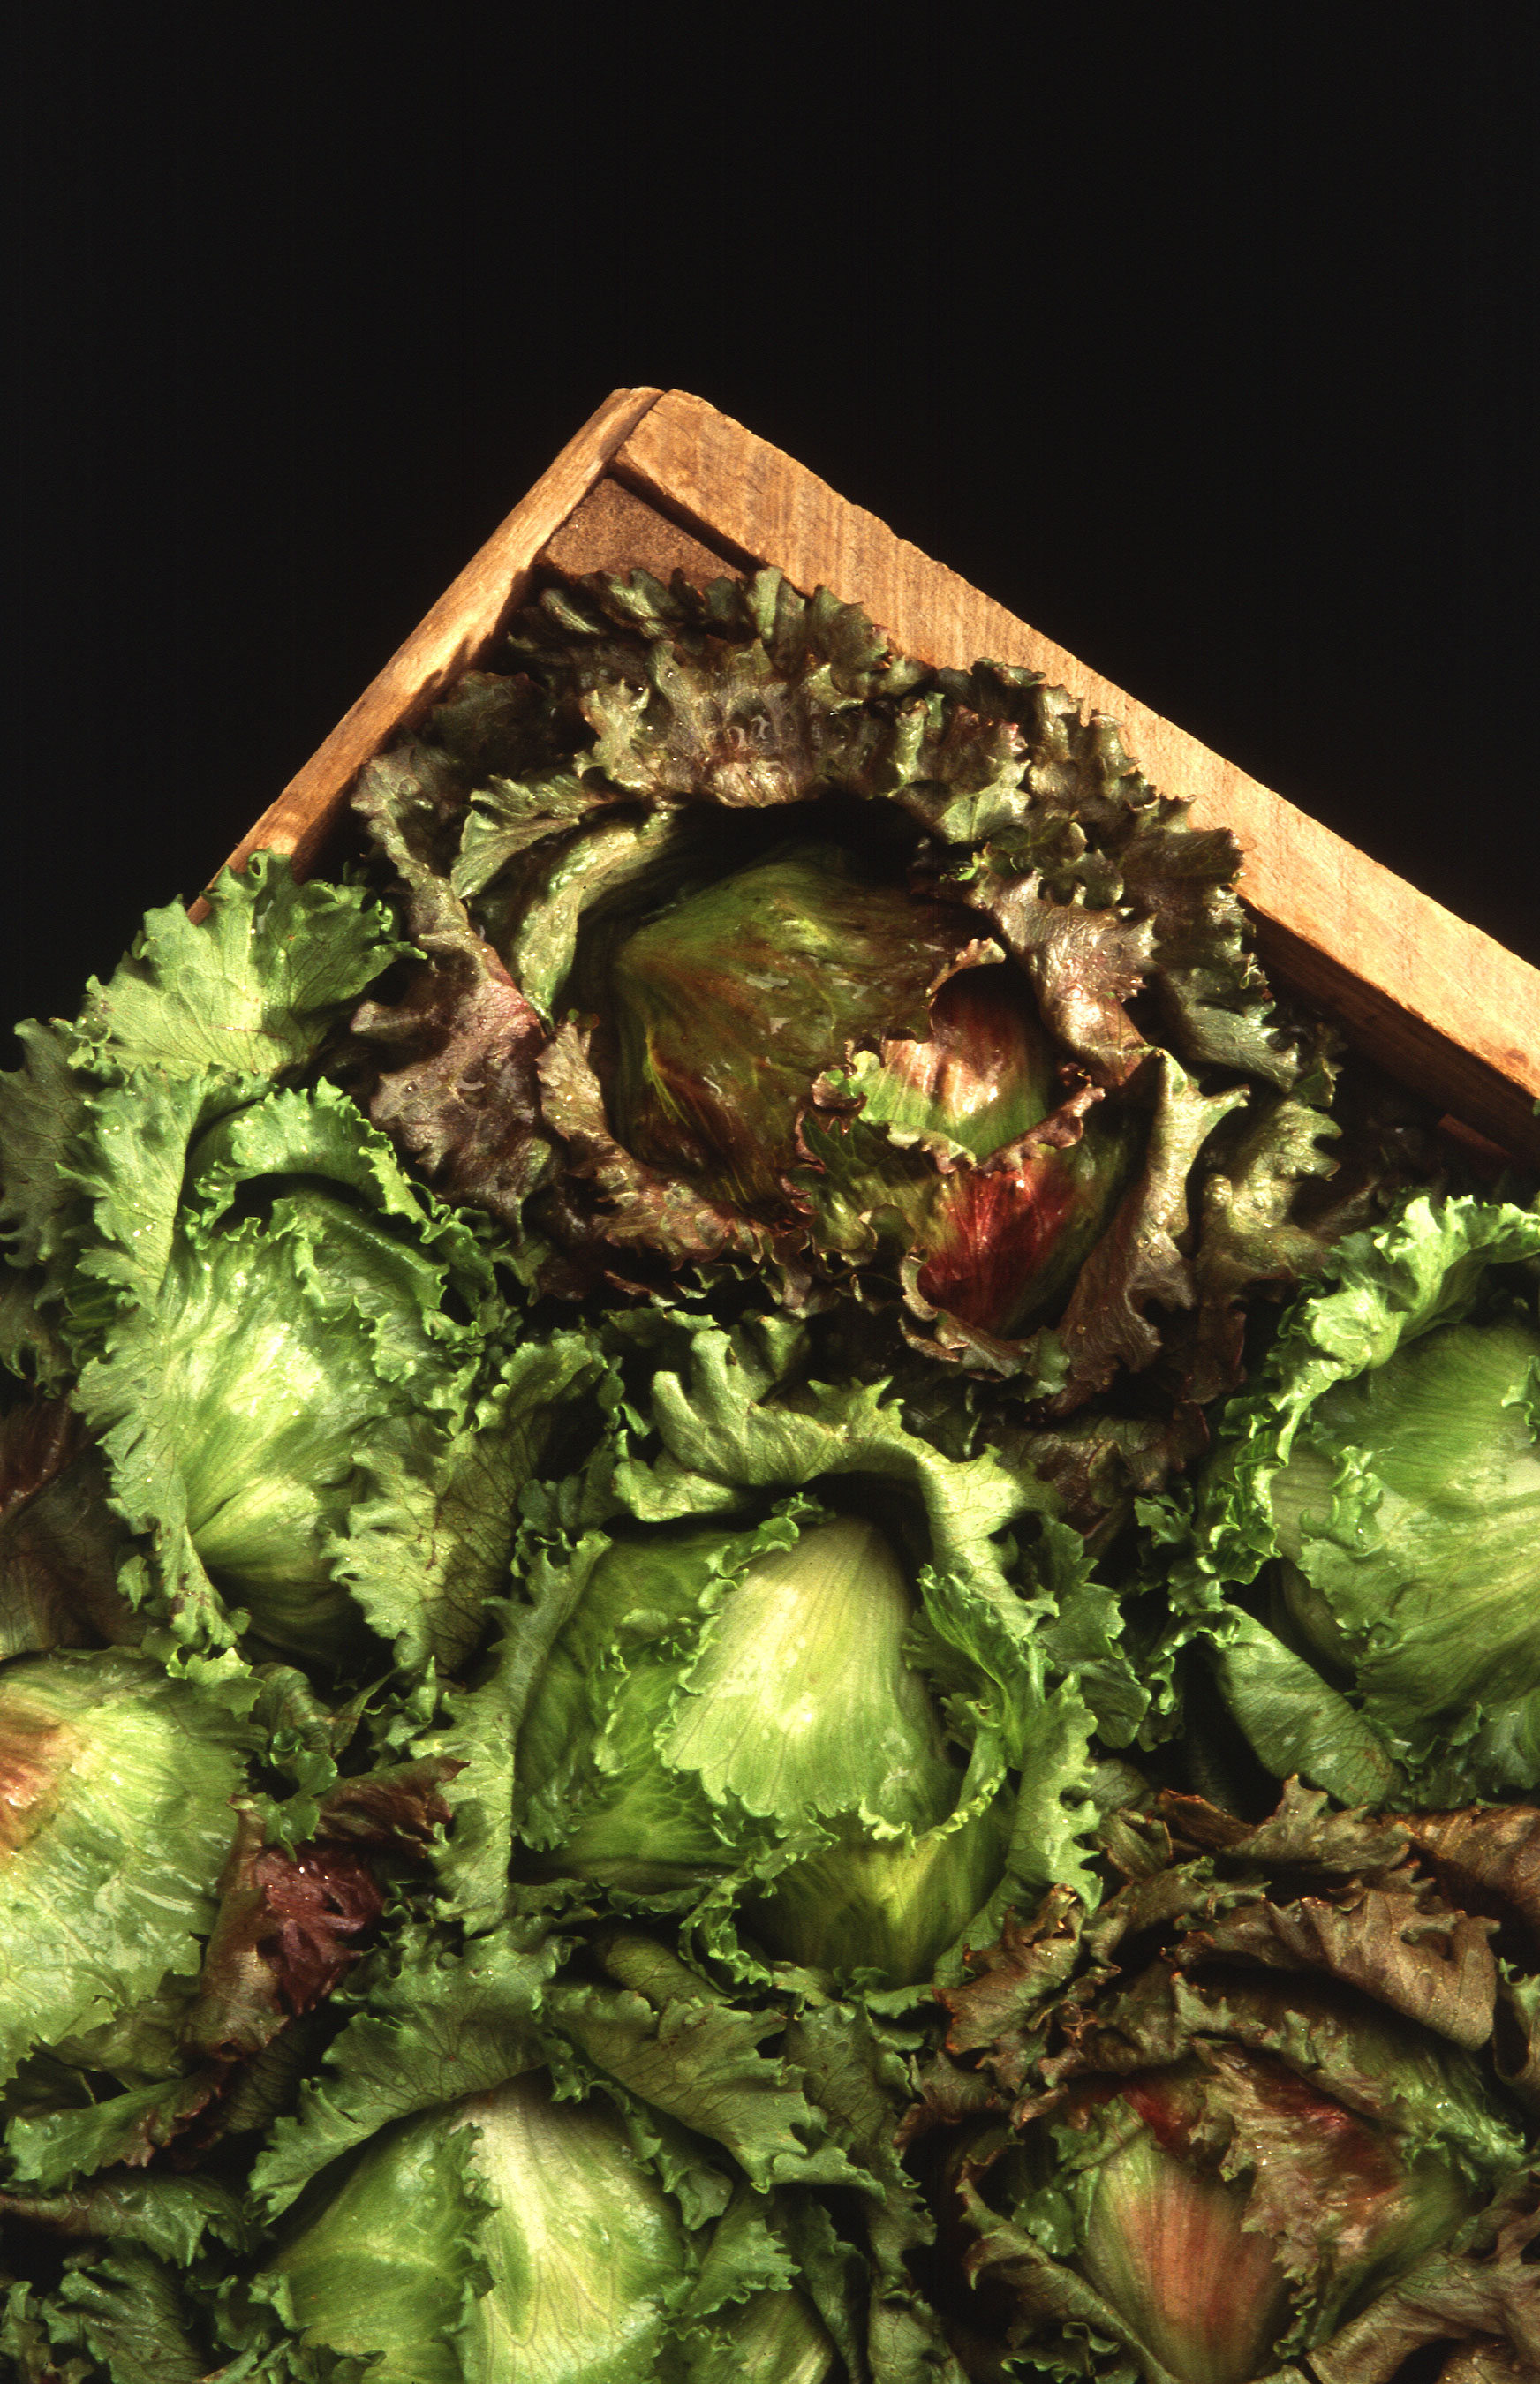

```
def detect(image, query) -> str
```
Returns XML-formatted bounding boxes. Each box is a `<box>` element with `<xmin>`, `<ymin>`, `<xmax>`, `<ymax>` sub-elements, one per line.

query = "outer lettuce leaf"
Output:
<box><xmin>420</xmin><ymin>1536</ymin><xmax>614</xmax><ymax>1936</ymax></box>
<box><xmin>0</xmin><ymin>1652</ymin><xmax>247</xmax><ymax>2090</ymax></box>
<box><xmin>351</xmin><ymin>740</ymin><xmax>553</xmax><ymax>1239</ymax></box>
<box><xmin>785</xmin><ymin>1998</ymin><xmax>968</xmax><ymax>2381</ymax></box>
<box><xmin>0</xmin><ymin>1022</ymin><xmax>91</xmax><ymax>1389</ymax></box>
<box><xmin>0</xmin><ymin>2170</ymin><xmax>252</xmax><ymax>2267</ymax></box>
<box><xmin>0</xmin><ymin>856</ymin><xmax>403</xmax><ymax>1395</ymax></box>
<box><xmin>332</xmin><ymin>1328</ymin><xmax>601</xmax><ymax>1673</ymax></box>
<box><xmin>546</xmin><ymin>1934</ymin><xmax>860</xmax><ymax>2197</ymax></box>
<box><xmin>70</xmin><ymin>854</ymin><xmax>407</xmax><ymax>1084</ymax></box>
<box><xmin>4</xmin><ymin>2073</ymin><xmax>223</xmax><ymax>2197</ymax></box>
<box><xmin>0</xmin><ymin>2248</ymin><xmax>213</xmax><ymax>2384</ymax></box>
<box><xmin>258</xmin><ymin>2103</ymin><xmax>491</xmax><ymax>2384</ymax></box>
<box><xmin>0</xmin><ymin>1399</ymin><xmax>133</xmax><ymax>1658</ymax></box>
<box><xmin>248</xmin><ymin>1920</ymin><xmax>559</xmax><ymax>2220</ymax></box>
<box><xmin>683</xmin><ymin>2276</ymin><xmax>836</xmax><ymax>2383</ymax></box>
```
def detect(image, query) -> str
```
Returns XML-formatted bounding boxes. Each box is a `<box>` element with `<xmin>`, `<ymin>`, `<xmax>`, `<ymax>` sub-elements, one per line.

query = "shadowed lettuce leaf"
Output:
<box><xmin>350</xmin><ymin>568</ymin><xmax>1335</xmax><ymax>1406</ymax></box>
<box><xmin>1170</xmin><ymin>1195</ymin><xmax>1540</xmax><ymax>1805</ymax></box>
<box><xmin>0</xmin><ymin>1398</ymin><xmax>133</xmax><ymax>1658</ymax></box>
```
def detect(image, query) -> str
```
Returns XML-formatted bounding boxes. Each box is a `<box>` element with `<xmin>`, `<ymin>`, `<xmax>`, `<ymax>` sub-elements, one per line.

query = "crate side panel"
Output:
<box><xmin>540</xmin><ymin>477</ymin><xmax>742</xmax><ymax>588</ymax></box>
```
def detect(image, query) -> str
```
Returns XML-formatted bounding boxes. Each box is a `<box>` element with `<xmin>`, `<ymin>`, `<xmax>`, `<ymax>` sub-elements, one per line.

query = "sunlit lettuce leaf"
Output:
<box><xmin>71</xmin><ymin>853</ymin><xmax>408</xmax><ymax>1084</ymax></box>
<box><xmin>1177</xmin><ymin>1195</ymin><xmax>1540</xmax><ymax>1801</ymax></box>
<box><xmin>0</xmin><ymin>855</ymin><xmax>404</xmax><ymax>1394</ymax></box>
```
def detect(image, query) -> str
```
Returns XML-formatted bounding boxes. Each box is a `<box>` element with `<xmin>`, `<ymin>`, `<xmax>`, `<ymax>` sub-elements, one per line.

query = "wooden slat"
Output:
<box><xmin>541</xmin><ymin>475</ymin><xmax>740</xmax><ymax>589</ymax></box>
<box><xmin>193</xmin><ymin>385</ymin><xmax>664</xmax><ymax>916</ymax></box>
<box><xmin>616</xmin><ymin>391</ymin><xmax>1540</xmax><ymax>1160</ymax></box>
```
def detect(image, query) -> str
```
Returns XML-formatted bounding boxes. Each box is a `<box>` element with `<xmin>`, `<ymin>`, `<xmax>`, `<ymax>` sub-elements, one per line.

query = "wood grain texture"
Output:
<box><xmin>540</xmin><ymin>474</ymin><xmax>740</xmax><ymax>588</ymax></box>
<box><xmin>193</xmin><ymin>385</ymin><xmax>664</xmax><ymax>916</ymax></box>
<box><xmin>616</xmin><ymin>390</ymin><xmax>1540</xmax><ymax>1160</ymax></box>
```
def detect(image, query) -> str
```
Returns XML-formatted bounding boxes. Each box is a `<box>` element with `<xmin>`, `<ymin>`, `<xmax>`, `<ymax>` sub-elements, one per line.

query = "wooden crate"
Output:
<box><xmin>211</xmin><ymin>385</ymin><xmax>1540</xmax><ymax>1166</ymax></box>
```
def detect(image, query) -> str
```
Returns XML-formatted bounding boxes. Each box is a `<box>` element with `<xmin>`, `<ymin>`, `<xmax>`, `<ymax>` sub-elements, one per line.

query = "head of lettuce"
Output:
<box><xmin>434</xmin><ymin>1314</ymin><xmax>1147</xmax><ymax>1990</ymax></box>
<box><xmin>0</xmin><ymin>856</ymin><xmax>600</xmax><ymax>1681</ymax></box>
<box><xmin>1174</xmin><ymin>1194</ymin><xmax>1540</xmax><ymax>1806</ymax></box>
<box><xmin>64</xmin><ymin>1075</ymin><xmax>599</xmax><ymax>1677</ymax></box>
<box><xmin>348</xmin><ymin>567</ymin><xmax>1337</xmax><ymax>1410</ymax></box>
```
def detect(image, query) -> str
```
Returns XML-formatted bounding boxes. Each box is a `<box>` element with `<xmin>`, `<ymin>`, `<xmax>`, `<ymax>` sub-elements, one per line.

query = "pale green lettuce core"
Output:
<box><xmin>461</xmin><ymin>2079</ymin><xmax>686</xmax><ymax>2383</ymax></box>
<box><xmin>662</xmin><ymin>1517</ymin><xmax>955</xmax><ymax>1829</ymax></box>
<box><xmin>522</xmin><ymin>1513</ymin><xmax>1007</xmax><ymax>1984</ymax></box>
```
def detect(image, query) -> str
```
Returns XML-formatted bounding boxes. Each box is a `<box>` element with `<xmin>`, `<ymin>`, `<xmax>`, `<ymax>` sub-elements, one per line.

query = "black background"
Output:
<box><xmin>9</xmin><ymin>11</ymin><xmax>1535</xmax><ymax>1060</ymax></box>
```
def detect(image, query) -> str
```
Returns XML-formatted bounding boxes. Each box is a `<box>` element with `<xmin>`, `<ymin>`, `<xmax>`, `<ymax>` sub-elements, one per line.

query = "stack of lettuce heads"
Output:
<box><xmin>1</xmin><ymin>568</ymin><xmax>1534</xmax><ymax>2383</ymax></box>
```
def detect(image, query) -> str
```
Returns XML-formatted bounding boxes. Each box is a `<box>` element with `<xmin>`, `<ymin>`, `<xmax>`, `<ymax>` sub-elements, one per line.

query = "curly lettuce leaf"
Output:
<box><xmin>349</xmin><ymin>568</ymin><xmax>1325</xmax><ymax>1399</ymax></box>
<box><xmin>72</xmin><ymin>853</ymin><xmax>407</xmax><ymax>1083</ymax></box>
<box><xmin>248</xmin><ymin>1920</ymin><xmax>559</xmax><ymax>2220</ymax></box>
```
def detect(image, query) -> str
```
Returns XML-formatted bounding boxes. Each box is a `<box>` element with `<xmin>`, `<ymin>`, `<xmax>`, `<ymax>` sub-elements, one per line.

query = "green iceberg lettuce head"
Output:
<box><xmin>455</xmin><ymin>1318</ymin><xmax>1136</xmax><ymax>1988</ymax></box>
<box><xmin>0</xmin><ymin>1651</ymin><xmax>247</xmax><ymax>2095</ymax></box>
<box><xmin>520</xmin><ymin>1507</ymin><xmax>1008</xmax><ymax>1985</ymax></box>
<box><xmin>64</xmin><ymin>1075</ymin><xmax>598</xmax><ymax>1674</ymax></box>
<box><xmin>2</xmin><ymin>851</ymin><xmax>599</xmax><ymax>1679</ymax></box>
<box><xmin>259</xmin><ymin>2071</ymin><xmax>837</xmax><ymax>2384</ymax></box>
<box><xmin>1180</xmin><ymin>1194</ymin><xmax>1540</xmax><ymax>1803</ymax></box>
